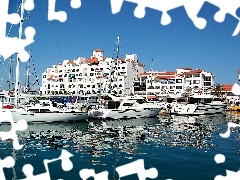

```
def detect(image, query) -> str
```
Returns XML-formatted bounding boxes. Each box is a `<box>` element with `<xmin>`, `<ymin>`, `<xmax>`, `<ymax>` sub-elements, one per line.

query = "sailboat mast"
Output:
<box><xmin>151</xmin><ymin>58</ymin><xmax>153</xmax><ymax>87</ymax></box>
<box><xmin>14</xmin><ymin>0</ymin><xmax>25</xmax><ymax>106</ymax></box>
<box><xmin>26</xmin><ymin>49</ymin><xmax>31</xmax><ymax>92</ymax></box>
<box><xmin>9</xmin><ymin>56</ymin><xmax>13</xmax><ymax>91</ymax></box>
<box><xmin>116</xmin><ymin>34</ymin><xmax>120</xmax><ymax>96</ymax></box>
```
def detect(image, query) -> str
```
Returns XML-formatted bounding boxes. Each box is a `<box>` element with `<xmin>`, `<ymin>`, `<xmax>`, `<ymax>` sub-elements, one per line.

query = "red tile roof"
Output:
<box><xmin>156</xmin><ymin>75</ymin><xmax>175</xmax><ymax>79</ymax></box>
<box><xmin>93</xmin><ymin>48</ymin><xmax>103</xmax><ymax>52</ymax></box>
<box><xmin>67</xmin><ymin>60</ymin><xmax>75</xmax><ymax>65</ymax></box>
<box><xmin>157</xmin><ymin>72</ymin><xmax>176</xmax><ymax>75</ymax></box>
<box><xmin>47</xmin><ymin>75</ymin><xmax>54</xmax><ymax>80</ymax></box>
<box><xmin>82</xmin><ymin>57</ymin><xmax>99</xmax><ymax>64</ymax></box>
<box><xmin>222</xmin><ymin>84</ymin><xmax>233</xmax><ymax>91</ymax></box>
<box><xmin>184</xmin><ymin>70</ymin><xmax>202</xmax><ymax>74</ymax></box>
<box><xmin>147</xmin><ymin>95</ymin><xmax>156</xmax><ymax>99</ymax></box>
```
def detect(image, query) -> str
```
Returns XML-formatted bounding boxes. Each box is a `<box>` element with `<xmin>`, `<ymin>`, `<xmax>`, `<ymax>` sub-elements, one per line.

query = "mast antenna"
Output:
<box><xmin>14</xmin><ymin>0</ymin><xmax>25</xmax><ymax>106</ymax></box>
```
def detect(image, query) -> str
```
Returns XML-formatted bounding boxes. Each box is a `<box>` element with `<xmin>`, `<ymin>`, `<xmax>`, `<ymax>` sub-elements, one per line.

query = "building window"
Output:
<box><xmin>204</xmin><ymin>82</ymin><xmax>211</xmax><ymax>86</ymax></box>
<box><xmin>168</xmin><ymin>79</ymin><xmax>175</xmax><ymax>84</ymax></box>
<box><xmin>176</xmin><ymin>79</ymin><xmax>182</xmax><ymax>83</ymax></box>
<box><xmin>161</xmin><ymin>80</ymin><xmax>168</xmax><ymax>84</ymax></box>
<box><xmin>185</xmin><ymin>74</ymin><xmax>192</xmax><ymax>78</ymax></box>
<box><xmin>43</xmin><ymin>75</ymin><xmax>46</xmax><ymax>78</ymax></box>
<box><xmin>176</xmin><ymin>86</ymin><xmax>182</xmax><ymax>89</ymax></box>
<box><xmin>205</xmin><ymin>76</ymin><xmax>211</xmax><ymax>81</ymax></box>
<box><xmin>193</xmin><ymin>80</ymin><xmax>200</xmax><ymax>84</ymax></box>
<box><xmin>194</xmin><ymin>74</ymin><xmax>200</xmax><ymax>77</ymax></box>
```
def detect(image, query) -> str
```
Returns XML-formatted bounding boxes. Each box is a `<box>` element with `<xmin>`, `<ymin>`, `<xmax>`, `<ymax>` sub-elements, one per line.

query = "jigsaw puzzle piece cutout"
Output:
<box><xmin>110</xmin><ymin>0</ymin><xmax>240</xmax><ymax>36</ymax></box>
<box><xmin>110</xmin><ymin>0</ymin><xmax>124</xmax><ymax>14</ymax></box>
<box><xmin>181</xmin><ymin>0</ymin><xmax>207</xmax><ymax>29</ymax></box>
<box><xmin>0</xmin><ymin>0</ymin><xmax>35</xmax><ymax>62</ymax></box>
<box><xmin>0</xmin><ymin>110</ymin><xmax>28</xmax><ymax>150</ymax></box>
<box><xmin>0</xmin><ymin>26</ymin><xmax>36</xmax><ymax>62</ymax></box>
<box><xmin>197</xmin><ymin>1</ymin><xmax>238</xmax><ymax>35</ymax></box>
<box><xmin>116</xmin><ymin>159</ymin><xmax>158</xmax><ymax>180</ymax></box>
<box><xmin>234</xmin><ymin>8</ymin><xmax>240</xmax><ymax>36</ymax></box>
<box><xmin>214</xmin><ymin>170</ymin><xmax>240</xmax><ymax>180</ymax></box>
<box><xmin>206</xmin><ymin>0</ymin><xmax>240</xmax><ymax>23</ymax></box>
<box><xmin>236</xmin><ymin>7</ymin><xmax>240</xmax><ymax>17</ymax></box>
<box><xmin>48</xmin><ymin>0</ymin><xmax>81</xmax><ymax>22</ymax></box>
<box><xmin>204</xmin><ymin>0</ymin><xmax>240</xmax><ymax>36</ymax></box>
<box><xmin>48</xmin><ymin>0</ymin><xmax>67</xmax><ymax>22</ymax></box>
<box><xmin>21</xmin><ymin>150</ymin><xmax>74</xmax><ymax>180</ymax></box>
<box><xmin>110</xmin><ymin>0</ymin><xmax>207</xmax><ymax>28</ymax></box>
<box><xmin>0</xmin><ymin>156</ymin><xmax>15</xmax><ymax>180</ymax></box>
<box><xmin>70</xmin><ymin>0</ymin><xmax>81</xmax><ymax>9</ymax></box>
<box><xmin>0</xmin><ymin>0</ymin><xmax>20</xmax><ymax>38</ymax></box>
<box><xmin>79</xmin><ymin>169</ymin><xmax>109</xmax><ymax>180</ymax></box>
<box><xmin>24</xmin><ymin>0</ymin><xmax>35</xmax><ymax>11</ymax></box>
<box><xmin>220</xmin><ymin>122</ymin><xmax>240</xmax><ymax>138</ymax></box>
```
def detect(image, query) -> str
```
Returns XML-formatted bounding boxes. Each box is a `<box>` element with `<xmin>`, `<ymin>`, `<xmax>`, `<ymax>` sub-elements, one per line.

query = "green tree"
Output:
<box><xmin>213</xmin><ymin>83</ymin><xmax>225</xmax><ymax>98</ymax></box>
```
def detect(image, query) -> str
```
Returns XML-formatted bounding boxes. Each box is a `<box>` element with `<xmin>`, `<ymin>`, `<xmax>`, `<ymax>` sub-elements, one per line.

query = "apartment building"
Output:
<box><xmin>134</xmin><ymin>68</ymin><xmax>215</xmax><ymax>98</ymax></box>
<box><xmin>40</xmin><ymin>49</ymin><xmax>145</xmax><ymax>95</ymax></box>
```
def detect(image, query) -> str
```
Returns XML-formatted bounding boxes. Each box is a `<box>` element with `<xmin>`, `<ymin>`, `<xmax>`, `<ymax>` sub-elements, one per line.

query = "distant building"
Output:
<box><xmin>40</xmin><ymin>49</ymin><xmax>145</xmax><ymax>95</ymax></box>
<box><xmin>133</xmin><ymin>68</ymin><xmax>215</xmax><ymax>99</ymax></box>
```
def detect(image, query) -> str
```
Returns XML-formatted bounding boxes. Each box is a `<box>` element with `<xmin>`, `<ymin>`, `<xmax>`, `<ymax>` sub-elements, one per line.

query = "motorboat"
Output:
<box><xmin>169</xmin><ymin>94</ymin><xmax>226</xmax><ymax>115</ymax></box>
<box><xmin>0</xmin><ymin>99</ymin><xmax>88</xmax><ymax>123</ymax></box>
<box><xmin>88</xmin><ymin>98</ymin><xmax>162</xmax><ymax>120</ymax></box>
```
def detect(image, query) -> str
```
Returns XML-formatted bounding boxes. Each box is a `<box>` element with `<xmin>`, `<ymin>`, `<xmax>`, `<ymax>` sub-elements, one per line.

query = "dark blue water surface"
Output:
<box><xmin>0</xmin><ymin>112</ymin><xmax>239</xmax><ymax>180</ymax></box>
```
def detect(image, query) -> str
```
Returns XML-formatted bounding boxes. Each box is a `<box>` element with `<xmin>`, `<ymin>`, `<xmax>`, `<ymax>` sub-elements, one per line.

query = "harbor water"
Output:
<box><xmin>0</xmin><ymin>112</ymin><xmax>239</xmax><ymax>180</ymax></box>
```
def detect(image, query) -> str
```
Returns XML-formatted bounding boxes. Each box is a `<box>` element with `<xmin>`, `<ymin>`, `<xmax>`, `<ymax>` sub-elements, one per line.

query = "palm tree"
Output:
<box><xmin>213</xmin><ymin>83</ymin><xmax>225</xmax><ymax>98</ymax></box>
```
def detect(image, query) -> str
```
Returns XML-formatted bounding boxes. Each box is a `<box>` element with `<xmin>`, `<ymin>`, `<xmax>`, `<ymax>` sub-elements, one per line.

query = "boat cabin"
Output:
<box><xmin>27</xmin><ymin>100</ymin><xmax>59</xmax><ymax>113</ymax></box>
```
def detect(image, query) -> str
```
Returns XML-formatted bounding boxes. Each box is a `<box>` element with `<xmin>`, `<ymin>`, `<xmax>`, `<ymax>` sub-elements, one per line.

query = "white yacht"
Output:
<box><xmin>1</xmin><ymin>99</ymin><xmax>88</xmax><ymax>123</ymax></box>
<box><xmin>88</xmin><ymin>98</ymin><xmax>162</xmax><ymax>120</ymax></box>
<box><xmin>169</xmin><ymin>94</ymin><xmax>227</xmax><ymax>115</ymax></box>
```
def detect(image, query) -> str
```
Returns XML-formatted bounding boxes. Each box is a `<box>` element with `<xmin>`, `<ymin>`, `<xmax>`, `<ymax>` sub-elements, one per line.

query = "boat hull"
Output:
<box><xmin>88</xmin><ymin>108</ymin><xmax>161</xmax><ymax>120</ymax></box>
<box><xmin>170</xmin><ymin>103</ymin><xmax>226</xmax><ymax>116</ymax></box>
<box><xmin>1</xmin><ymin>109</ymin><xmax>88</xmax><ymax>123</ymax></box>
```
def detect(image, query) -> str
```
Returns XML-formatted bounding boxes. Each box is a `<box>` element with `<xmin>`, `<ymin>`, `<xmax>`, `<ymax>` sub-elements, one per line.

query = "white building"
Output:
<box><xmin>40</xmin><ymin>49</ymin><xmax>145</xmax><ymax>95</ymax></box>
<box><xmin>134</xmin><ymin>68</ymin><xmax>215</xmax><ymax>99</ymax></box>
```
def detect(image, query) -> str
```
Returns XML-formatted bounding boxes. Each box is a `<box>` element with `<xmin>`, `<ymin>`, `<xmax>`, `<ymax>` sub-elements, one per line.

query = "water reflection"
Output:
<box><xmin>156</xmin><ymin>114</ymin><xmax>228</xmax><ymax>149</ymax></box>
<box><xmin>0</xmin><ymin>113</ymin><xmax>239</xmax><ymax>162</ymax></box>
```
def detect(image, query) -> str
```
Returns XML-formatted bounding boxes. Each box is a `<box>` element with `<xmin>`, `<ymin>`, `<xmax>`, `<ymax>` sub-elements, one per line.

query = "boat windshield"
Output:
<box><xmin>107</xmin><ymin>101</ymin><xmax>120</xmax><ymax>109</ymax></box>
<box><xmin>122</xmin><ymin>103</ymin><xmax>134</xmax><ymax>106</ymax></box>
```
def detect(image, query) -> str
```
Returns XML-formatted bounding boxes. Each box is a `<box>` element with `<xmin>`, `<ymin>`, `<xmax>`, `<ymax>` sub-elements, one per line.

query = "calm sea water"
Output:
<box><xmin>0</xmin><ymin>112</ymin><xmax>239</xmax><ymax>180</ymax></box>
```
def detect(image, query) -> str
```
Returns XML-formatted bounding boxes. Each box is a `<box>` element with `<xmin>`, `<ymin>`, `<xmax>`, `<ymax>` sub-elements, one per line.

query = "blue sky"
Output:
<box><xmin>2</xmin><ymin>0</ymin><xmax>240</xmax><ymax>90</ymax></box>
